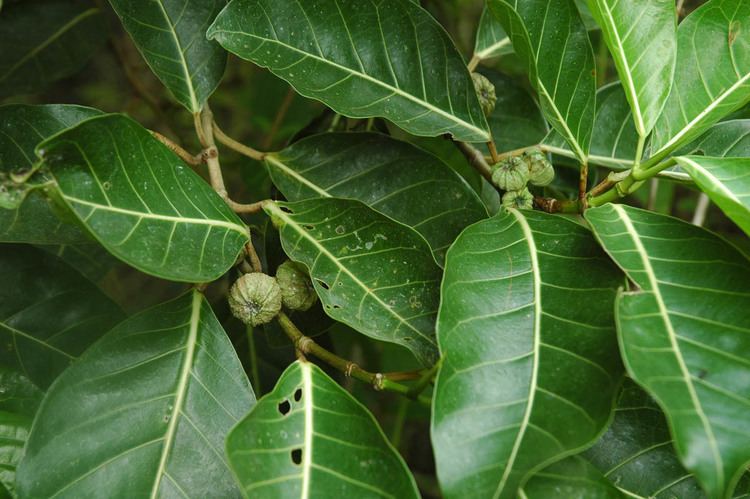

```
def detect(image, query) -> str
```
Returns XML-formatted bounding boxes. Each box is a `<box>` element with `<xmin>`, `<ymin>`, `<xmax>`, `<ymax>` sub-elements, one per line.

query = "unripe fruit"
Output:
<box><xmin>276</xmin><ymin>260</ymin><xmax>318</xmax><ymax>311</ymax></box>
<box><xmin>523</xmin><ymin>149</ymin><xmax>555</xmax><ymax>186</ymax></box>
<box><xmin>472</xmin><ymin>73</ymin><xmax>497</xmax><ymax>116</ymax></box>
<box><xmin>228</xmin><ymin>273</ymin><xmax>282</xmax><ymax>326</ymax></box>
<box><xmin>502</xmin><ymin>188</ymin><xmax>534</xmax><ymax>210</ymax></box>
<box><xmin>492</xmin><ymin>156</ymin><xmax>529</xmax><ymax>192</ymax></box>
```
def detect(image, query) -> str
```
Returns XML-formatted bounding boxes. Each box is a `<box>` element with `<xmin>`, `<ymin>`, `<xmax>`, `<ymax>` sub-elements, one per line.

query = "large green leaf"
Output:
<box><xmin>585</xmin><ymin>204</ymin><xmax>750</xmax><ymax>499</ymax></box>
<box><xmin>522</xmin><ymin>456</ymin><xmax>623</xmax><ymax>499</ymax></box>
<box><xmin>265</xmin><ymin>132</ymin><xmax>487</xmax><ymax>264</ymax></box>
<box><xmin>432</xmin><ymin>209</ymin><xmax>623</xmax><ymax>498</ymax></box>
<box><xmin>0</xmin><ymin>104</ymin><xmax>103</xmax><ymax>244</ymax></box>
<box><xmin>37</xmin><ymin>114</ymin><xmax>248</xmax><ymax>282</ymax></box>
<box><xmin>227</xmin><ymin>360</ymin><xmax>419</xmax><ymax>498</ymax></box>
<box><xmin>0</xmin><ymin>411</ymin><xmax>30</xmax><ymax>498</ymax></box>
<box><xmin>265</xmin><ymin>198</ymin><xmax>441</xmax><ymax>366</ymax></box>
<box><xmin>487</xmin><ymin>0</ymin><xmax>596</xmax><ymax>162</ymax></box>
<box><xmin>0</xmin><ymin>245</ymin><xmax>123</xmax><ymax>389</ymax></box>
<box><xmin>674</xmin><ymin>156</ymin><xmax>750</xmax><ymax>236</ymax></box>
<box><xmin>650</xmin><ymin>0</ymin><xmax>750</xmax><ymax>163</ymax></box>
<box><xmin>586</xmin><ymin>0</ymin><xmax>676</xmax><ymax>137</ymax></box>
<box><xmin>544</xmin><ymin>83</ymin><xmax>639</xmax><ymax>170</ymax></box>
<box><xmin>207</xmin><ymin>0</ymin><xmax>490</xmax><ymax>143</ymax></box>
<box><xmin>16</xmin><ymin>291</ymin><xmax>256</xmax><ymax>498</ymax></box>
<box><xmin>0</xmin><ymin>0</ymin><xmax>106</xmax><ymax>98</ymax></box>
<box><xmin>483</xmin><ymin>70</ymin><xmax>548</xmax><ymax>153</ymax></box>
<box><xmin>585</xmin><ymin>379</ymin><xmax>750</xmax><ymax>499</ymax></box>
<box><xmin>108</xmin><ymin>0</ymin><xmax>227</xmax><ymax>113</ymax></box>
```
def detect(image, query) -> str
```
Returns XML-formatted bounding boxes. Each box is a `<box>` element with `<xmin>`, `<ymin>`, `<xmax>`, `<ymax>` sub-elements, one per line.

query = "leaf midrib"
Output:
<box><xmin>677</xmin><ymin>157</ymin><xmax>742</xmax><ymax>205</ymax></box>
<box><xmin>493</xmin><ymin>209</ymin><xmax>541</xmax><ymax>498</ymax></box>
<box><xmin>62</xmin><ymin>195</ymin><xmax>247</xmax><ymax>235</ymax></box>
<box><xmin>612</xmin><ymin>204</ymin><xmax>724</xmax><ymax>486</ymax></box>
<box><xmin>266</xmin><ymin>202</ymin><xmax>436</xmax><ymax>347</ymax></box>
<box><xmin>300</xmin><ymin>363</ymin><xmax>313</xmax><ymax>499</ymax></box>
<box><xmin>210</xmin><ymin>29</ymin><xmax>490</xmax><ymax>141</ymax></box>
<box><xmin>153</xmin><ymin>0</ymin><xmax>200</xmax><ymax>112</ymax></box>
<box><xmin>150</xmin><ymin>291</ymin><xmax>201</xmax><ymax>498</ymax></box>
<box><xmin>656</xmin><ymin>72</ymin><xmax>750</xmax><ymax>157</ymax></box>
<box><xmin>591</xmin><ymin>0</ymin><xmax>646</xmax><ymax>136</ymax></box>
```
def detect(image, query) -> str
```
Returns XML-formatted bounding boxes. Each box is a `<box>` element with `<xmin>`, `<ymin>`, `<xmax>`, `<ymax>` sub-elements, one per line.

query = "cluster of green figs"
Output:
<box><xmin>472</xmin><ymin>73</ymin><xmax>555</xmax><ymax>210</ymax></box>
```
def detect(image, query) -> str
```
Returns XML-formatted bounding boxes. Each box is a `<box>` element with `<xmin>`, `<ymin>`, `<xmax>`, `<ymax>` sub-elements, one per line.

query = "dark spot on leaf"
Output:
<box><xmin>277</xmin><ymin>399</ymin><xmax>291</xmax><ymax>415</ymax></box>
<box><xmin>316</xmin><ymin>279</ymin><xmax>330</xmax><ymax>290</ymax></box>
<box><xmin>303</xmin><ymin>224</ymin><xmax>314</xmax><ymax>230</ymax></box>
<box><xmin>280</xmin><ymin>206</ymin><xmax>293</xmax><ymax>214</ymax></box>
<box><xmin>291</xmin><ymin>448</ymin><xmax>302</xmax><ymax>465</ymax></box>
<box><xmin>294</xmin><ymin>388</ymin><xmax>302</xmax><ymax>402</ymax></box>
<box><xmin>697</xmin><ymin>369</ymin><xmax>708</xmax><ymax>379</ymax></box>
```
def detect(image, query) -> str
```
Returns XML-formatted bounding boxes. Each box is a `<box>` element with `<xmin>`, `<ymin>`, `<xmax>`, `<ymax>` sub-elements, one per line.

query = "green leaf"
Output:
<box><xmin>586</xmin><ymin>0</ymin><xmax>676</xmax><ymax>137</ymax></box>
<box><xmin>0</xmin><ymin>367</ymin><xmax>43</xmax><ymax>418</ymax></box>
<box><xmin>226</xmin><ymin>360</ymin><xmax>419</xmax><ymax>498</ymax></box>
<box><xmin>0</xmin><ymin>411</ymin><xmax>30</xmax><ymax>498</ymax></box>
<box><xmin>650</xmin><ymin>0</ymin><xmax>750</xmax><ymax>163</ymax></box>
<box><xmin>265</xmin><ymin>132</ymin><xmax>487</xmax><ymax>264</ymax></box>
<box><xmin>585</xmin><ymin>379</ymin><xmax>750</xmax><ymax>499</ymax></box>
<box><xmin>585</xmin><ymin>204</ymin><xmax>750</xmax><ymax>499</ymax></box>
<box><xmin>37</xmin><ymin>114</ymin><xmax>248</xmax><ymax>282</ymax></box>
<box><xmin>0</xmin><ymin>0</ymin><xmax>106</xmax><ymax>98</ymax></box>
<box><xmin>0</xmin><ymin>104</ymin><xmax>103</xmax><ymax>244</ymax></box>
<box><xmin>264</xmin><ymin>198</ymin><xmax>441</xmax><ymax>366</ymax></box>
<box><xmin>108</xmin><ymin>0</ymin><xmax>227</xmax><ymax>113</ymax></box>
<box><xmin>683</xmin><ymin>120</ymin><xmax>750</xmax><ymax>157</ymax></box>
<box><xmin>544</xmin><ymin>83</ymin><xmax>639</xmax><ymax>170</ymax></box>
<box><xmin>473</xmin><ymin>1</ymin><xmax>598</xmax><ymax>64</ymax></box>
<box><xmin>432</xmin><ymin>209</ymin><xmax>623</xmax><ymax>498</ymax></box>
<box><xmin>16</xmin><ymin>291</ymin><xmax>255</xmax><ymax>498</ymax></box>
<box><xmin>207</xmin><ymin>0</ymin><xmax>490</xmax><ymax>143</ymax></box>
<box><xmin>0</xmin><ymin>244</ymin><xmax>123</xmax><ymax>389</ymax></box>
<box><xmin>487</xmin><ymin>0</ymin><xmax>596</xmax><ymax>162</ymax></box>
<box><xmin>522</xmin><ymin>456</ymin><xmax>624</xmax><ymax>499</ymax></box>
<box><xmin>482</xmin><ymin>70</ymin><xmax>549</xmax><ymax>153</ymax></box>
<box><xmin>674</xmin><ymin>156</ymin><xmax>750</xmax><ymax>236</ymax></box>
<box><xmin>473</xmin><ymin>7</ymin><xmax>513</xmax><ymax>62</ymax></box>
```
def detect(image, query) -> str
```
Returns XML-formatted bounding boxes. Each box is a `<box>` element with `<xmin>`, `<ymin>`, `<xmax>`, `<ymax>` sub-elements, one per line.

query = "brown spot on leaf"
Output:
<box><xmin>729</xmin><ymin>20</ymin><xmax>741</xmax><ymax>46</ymax></box>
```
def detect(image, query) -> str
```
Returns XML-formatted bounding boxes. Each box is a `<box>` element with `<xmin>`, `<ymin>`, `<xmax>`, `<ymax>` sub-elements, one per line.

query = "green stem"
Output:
<box><xmin>389</xmin><ymin>398</ymin><xmax>410</xmax><ymax>449</ymax></box>
<box><xmin>588</xmin><ymin>158</ymin><xmax>676</xmax><ymax>207</ymax></box>
<box><xmin>276</xmin><ymin>312</ymin><xmax>431</xmax><ymax>406</ymax></box>
<box><xmin>407</xmin><ymin>357</ymin><xmax>442</xmax><ymax>398</ymax></box>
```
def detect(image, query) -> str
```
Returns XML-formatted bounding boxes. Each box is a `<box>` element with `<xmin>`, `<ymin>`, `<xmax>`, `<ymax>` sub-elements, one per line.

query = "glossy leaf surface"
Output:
<box><xmin>432</xmin><ymin>210</ymin><xmax>623</xmax><ymax>498</ymax></box>
<box><xmin>586</xmin><ymin>380</ymin><xmax>750</xmax><ymax>499</ymax></box>
<box><xmin>38</xmin><ymin>114</ymin><xmax>248</xmax><ymax>282</ymax></box>
<box><xmin>265</xmin><ymin>132</ymin><xmax>487</xmax><ymax>264</ymax></box>
<box><xmin>265</xmin><ymin>199</ymin><xmax>441</xmax><ymax>366</ymax></box>
<box><xmin>523</xmin><ymin>456</ymin><xmax>623</xmax><ymax>499</ymax></box>
<box><xmin>674</xmin><ymin>156</ymin><xmax>750</xmax><ymax>236</ymax></box>
<box><xmin>0</xmin><ymin>245</ymin><xmax>123</xmax><ymax>389</ymax></box>
<box><xmin>651</xmin><ymin>0</ymin><xmax>750</xmax><ymax>161</ymax></box>
<box><xmin>108</xmin><ymin>0</ymin><xmax>227</xmax><ymax>112</ymax></box>
<box><xmin>0</xmin><ymin>104</ymin><xmax>102</xmax><ymax>244</ymax></box>
<box><xmin>227</xmin><ymin>361</ymin><xmax>419</xmax><ymax>498</ymax></box>
<box><xmin>488</xmin><ymin>0</ymin><xmax>596</xmax><ymax>161</ymax></box>
<box><xmin>17</xmin><ymin>291</ymin><xmax>255</xmax><ymax>498</ymax></box>
<box><xmin>0</xmin><ymin>0</ymin><xmax>106</xmax><ymax>98</ymax></box>
<box><xmin>586</xmin><ymin>204</ymin><xmax>750</xmax><ymax>499</ymax></box>
<box><xmin>586</xmin><ymin>0</ymin><xmax>676</xmax><ymax>137</ymax></box>
<box><xmin>208</xmin><ymin>0</ymin><xmax>491</xmax><ymax>142</ymax></box>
